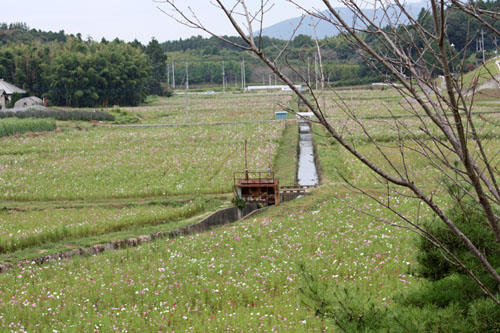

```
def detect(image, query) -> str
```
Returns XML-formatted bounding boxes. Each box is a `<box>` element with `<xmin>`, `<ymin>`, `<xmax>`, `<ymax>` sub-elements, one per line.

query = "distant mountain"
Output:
<box><xmin>261</xmin><ymin>2</ymin><xmax>427</xmax><ymax>39</ymax></box>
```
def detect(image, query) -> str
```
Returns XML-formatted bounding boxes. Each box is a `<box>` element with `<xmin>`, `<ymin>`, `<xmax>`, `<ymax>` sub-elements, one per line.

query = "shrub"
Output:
<box><xmin>110</xmin><ymin>108</ymin><xmax>140</xmax><ymax>124</ymax></box>
<box><xmin>6</xmin><ymin>92</ymin><xmax>25</xmax><ymax>108</ymax></box>
<box><xmin>400</xmin><ymin>195</ymin><xmax>500</xmax><ymax>331</ymax></box>
<box><xmin>231</xmin><ymin>196</ymin><xmax>246</xmax><ymax>209</ymax></box>
<box><xmin>299</xmin><ymin>264</ymin><xmax>387</xmax><ymax>331</ymax></box>
<box><xmin>416</xmin><ymin>199</ymin><xmax>500</xmax><ymax>280</ymax></box>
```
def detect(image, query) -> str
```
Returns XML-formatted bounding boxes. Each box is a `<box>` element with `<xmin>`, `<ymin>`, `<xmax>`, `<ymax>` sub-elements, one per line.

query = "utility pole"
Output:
<box><xmin>222</xmin><ymin>61</ymin><xmax>226</xmax><ymax>93</ymax></box>
<box><xmin>185</xmin><ymin>62</ymin><xmax>189</xmax><ymax>123</ymax></box>
<box><xmin>241</xmin><ymin>59</ymin><xmax>246</xmax><ymax>91</ymax></box>
<box><xmin>167</xmin><ymin>63</ymin><xmax>170</xmax><ymax>89</ymax></box>
<box><xmin>307</xmin><ymin>56</ymin><xmax>311</xmax><ymax>87</ymax></box>
<box><xmin>172</xmin><ymin>60</ymin><xmax>175</xmax><ymax>89</ymax></box>
<box><xmin>481</xmin><ymin>29</ymin><xmax>486</xmax><ymax>63</ymax></box>
<box><xmin>314</xmin><ymin>53</ymin><xmax>319</xmax><ymax>91</ymax></box>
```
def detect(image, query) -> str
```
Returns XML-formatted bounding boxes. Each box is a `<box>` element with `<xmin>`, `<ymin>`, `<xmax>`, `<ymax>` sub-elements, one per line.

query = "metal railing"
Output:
<box><xmin>234</xmin><ymin>171</ymin><xmax>275</xmax><ymax>186</ymax></box>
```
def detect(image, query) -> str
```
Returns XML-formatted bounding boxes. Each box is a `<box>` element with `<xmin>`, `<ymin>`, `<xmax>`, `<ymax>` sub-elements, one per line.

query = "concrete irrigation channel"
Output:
<box><xmin>297</xmin><ymin>122</ymin><xmax>319</xmax><ymax>187</ymax></box>
<box><xmin>0</xmin><ymin>120</ymin><xmax>321</xmax><ymax>273</ymax></box>
<box><xmin>0</xmin><ymin>203</ymin><xmax>263</xmax><ymax>274</ymax></box>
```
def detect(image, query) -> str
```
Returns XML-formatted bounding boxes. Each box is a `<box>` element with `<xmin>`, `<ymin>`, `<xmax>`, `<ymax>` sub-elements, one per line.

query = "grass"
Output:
<box><xmin>0</xmin><ymin>90</ymin><xmax>300</xmax><ymax>263</ymax></box>
<box><xmin>273</xmin><ymin>121</ymin><xmax>298</xmax><ymax>186</ymax></box>
<box><xmin>0</xmin><ymin>118</ymin><xmax>56</xmax><ymax>138</ymax></box>
<box><xmin>0</xmin><ymin>198</ymin><xmax>211</xmax><ymax>255</ymax></box>
<box><xmin>0</xmin><ymin>199</ymin><xmax>226</xmax><ymax>264</ymax></box>
<box><xmin>0</xmin><ymin>90</ymin><xmax>297</xmax><ymax>261</ymax></box>
<box><xmin>461</xmin><ymin>56</ymin><xmax>500</xmax><ymax>87</ymax></box>
<box><xmin>122</xmin><ymin>92</ymin><xmax>292</xmax><ymax>124</ymax></box>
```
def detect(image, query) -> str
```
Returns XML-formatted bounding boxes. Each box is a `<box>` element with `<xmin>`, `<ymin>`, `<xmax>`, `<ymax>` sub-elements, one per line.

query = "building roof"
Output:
<box><xmin>0</xmin><ymin>79</ymin><xmax>26</xmax><ymax>94</ymax></box>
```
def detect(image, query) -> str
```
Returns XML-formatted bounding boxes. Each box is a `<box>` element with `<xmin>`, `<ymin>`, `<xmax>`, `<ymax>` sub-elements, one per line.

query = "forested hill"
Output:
<box><xmin>0</xmin><ymin>22</ymin><xmax>67</xmax><ymax>44</ymax></box>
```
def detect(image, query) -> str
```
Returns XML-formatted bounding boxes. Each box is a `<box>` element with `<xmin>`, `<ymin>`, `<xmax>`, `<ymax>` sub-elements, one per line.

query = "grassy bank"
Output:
<box><xmin>273</xmin><ymin>121</ymin><xmax>298</xmax><ymax>186</ymax></box>
<box><xmin>0</xmin><ymin>118</ymin><xmax>56</xmax><ymax>138</ymax></box>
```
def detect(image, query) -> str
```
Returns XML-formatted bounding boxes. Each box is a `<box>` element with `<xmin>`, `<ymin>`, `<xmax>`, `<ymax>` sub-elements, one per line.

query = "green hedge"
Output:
<box><xmin>0</xmin><ymin>109</ymin><xmax>115</xmax><ymax>122</ymax></box>
<box><xmin>0</xmin><ymin>118</ymin><xmax>57</xmax><ymax>138</ymax></box>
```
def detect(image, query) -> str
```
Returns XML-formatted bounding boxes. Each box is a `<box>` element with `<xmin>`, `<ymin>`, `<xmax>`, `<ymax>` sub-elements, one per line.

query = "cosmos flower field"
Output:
<box><xmin>0</xmin><ymin>190</ymin><xmax>417</xmax><ymax>331</ymax></box>
<box><xmin>1</xmin><ymin>88</ymin><xmax>500</xmax><ymax>330</ymax></box>
<box><xmin>0</xmin><ymin>123</ymin><xmax>284</xmax><ymax>201</ymax></box>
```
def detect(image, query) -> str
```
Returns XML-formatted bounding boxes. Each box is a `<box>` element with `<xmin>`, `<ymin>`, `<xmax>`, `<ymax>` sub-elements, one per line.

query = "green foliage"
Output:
<box><xmin>110</xmin><ymin>108</ymin><xmax>140</xmax><ymax>124</ymax></box>
<box><xmin>395</xmin><ymin>196</ymin><xmax>500</xmax><ymax>331</ymax></box>
<box><xmin>416</xmin><ymin>199</ymin><xmax>500</xmax><ymax>280</ymax></box>
<box><xmin>468</xmin><ymin>297</ymin><xmax>500</xmax><ymax>332</ymax></box>
<box><xmin>0</xmin><ymin>117</ymin><xmax>56</xmax><ymax>138</ymax></box>
<box><xmin>300</xmin><ymin>263</ymin><xmax>500</xmax><ymax>332</ymax></box>
<box><xmin>145</xmin><ymin>38</ymin><xmax>168</xmax><ymax>96</ymax></box>
<box><xmin>231</xmin><ymin>196</ymin><xmax>246</xmax><ymax>209</ymax></box>
<box><xmin>299</xmin><ymin>264</ymin><xmax>387</xmax><ymax>332</ymax></box>
<box><xmin>0</xmin><ymin>109</ymin><xmax>114</xmax><ymax>122</ymax></box>
<box><xmin>0</xmin><ymin>22</ymin><xmax>66</xmax><ymax>45</ymax></box>
<box><xmin>304</xmin><ymin>123</ymin><xmax>500</xmax><ymax>332</ymax></box>
<box><xmin>42</xmin><ymin>38</ymin><xmax>151</xmax><ymax>107</ymax></box>
<box><xmin>170</xmin><ymin>60</ymin><xmax>244</xmax><ymax>86</ymax></box>
<box><xmin>0</xmin><ymin>37</ymin><xmax>151</xmax><ymax>107</ymax></box>
<box><xmin>6</xmin><ymin>92</ymin><xmax>25</xmax><ymax>108</ymax></box>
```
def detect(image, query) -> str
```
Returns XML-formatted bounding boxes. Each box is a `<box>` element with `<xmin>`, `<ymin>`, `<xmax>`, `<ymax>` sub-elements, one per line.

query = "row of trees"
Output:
<box><xmin>0</xmin><ymin>22</ymin><xmax>385</xmax><ymax>100</ymax></box>
<box><xmin>0</xmin><ymin>38</ymin><xmax>151</xmax><ymax>107</ymax></box>
<box><xmin>0</xmin><ymin>26</ymin><xmax>169</xmax><ymax>107</ymax></box>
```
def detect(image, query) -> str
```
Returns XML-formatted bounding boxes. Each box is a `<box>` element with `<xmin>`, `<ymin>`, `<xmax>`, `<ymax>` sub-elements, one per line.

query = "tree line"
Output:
<box><xmin>2</xmin><ymin>0</ymin><xmax>498</xmax><ymax>108</ymax></box>
<box><xmin>0</xmin><ymin>25</ymin><xmax>167</xmax><ymax>107</ymax></box>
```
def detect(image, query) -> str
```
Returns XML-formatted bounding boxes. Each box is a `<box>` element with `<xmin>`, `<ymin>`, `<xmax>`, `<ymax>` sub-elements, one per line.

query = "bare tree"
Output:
<box><xmin>157</xmin><ymin>0</ymin><xmax>500</xmax><ymax>305</ymax></box>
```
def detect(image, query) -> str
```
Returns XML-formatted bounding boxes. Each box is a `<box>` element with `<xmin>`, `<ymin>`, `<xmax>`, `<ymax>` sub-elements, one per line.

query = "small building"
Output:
<box><xmin>0</xmin><ymin>79</ymin><xmax>26</xmax><ymax>110</ymax></box>
<box><xmin>246</xmin><ymin>84</ymin><xmax>303</xmax><ymax>92</ymax></box>
<box><xmin>275</xmin><ymin>111</ymin><xmax>287</xmax><ymax>120</ymax></box>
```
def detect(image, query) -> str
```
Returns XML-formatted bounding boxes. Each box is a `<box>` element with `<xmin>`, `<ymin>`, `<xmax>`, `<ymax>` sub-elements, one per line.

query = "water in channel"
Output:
<box><xmin>297</xmin><ymin>123</ymin><xmax>319</xmax><ymax>186</ymax></box>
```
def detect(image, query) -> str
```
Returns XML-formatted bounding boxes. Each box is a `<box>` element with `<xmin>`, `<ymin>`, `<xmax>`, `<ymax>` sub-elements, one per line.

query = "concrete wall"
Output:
<box><xmin>171</xmin><ymin>202</ymin><xmax>259</xmax><ymax>236</ymax></box>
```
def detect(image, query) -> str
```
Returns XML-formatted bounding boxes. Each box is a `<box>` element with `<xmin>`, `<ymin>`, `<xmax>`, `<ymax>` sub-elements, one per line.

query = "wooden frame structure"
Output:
<box><xmin>234</xmin><ymin>171</ymin><xmax>280</xmax><ymax>206</ymax></box>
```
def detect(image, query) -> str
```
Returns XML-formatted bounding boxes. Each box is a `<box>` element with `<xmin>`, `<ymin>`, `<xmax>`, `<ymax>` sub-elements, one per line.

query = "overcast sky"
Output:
<box><xmin>3</xmin><ymin>0</ymin><xmax>336</xmax><ymax>43</ymax></box>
